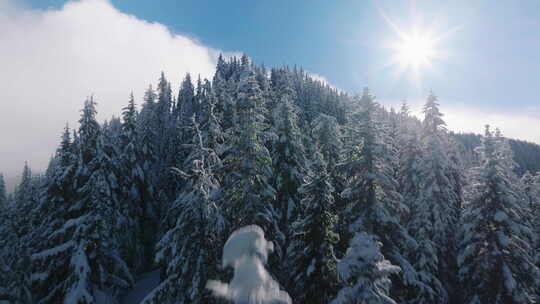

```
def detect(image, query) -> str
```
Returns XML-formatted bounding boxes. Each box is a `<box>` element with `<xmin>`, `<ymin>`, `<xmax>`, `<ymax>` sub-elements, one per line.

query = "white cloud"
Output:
<box><xmin>0</xmin><ymin>0</ymin><xmax>233</xmax><ymax>189</ymax></box>
<box><xmin>441</xmin><ymin>105</ymin><xmax>540</xmax><ymax>144</ymax></box>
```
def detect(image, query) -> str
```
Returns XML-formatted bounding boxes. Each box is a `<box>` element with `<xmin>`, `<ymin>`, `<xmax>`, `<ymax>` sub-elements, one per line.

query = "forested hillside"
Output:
<box><xmin>453</xmin><ymin>132</ymin><xmax>540</xmax><ymax>175</ymax></box>
<box><xmin>1</xmin><ymin>55</ymin><xmax>539</xmax><ymax>304</ymax></box>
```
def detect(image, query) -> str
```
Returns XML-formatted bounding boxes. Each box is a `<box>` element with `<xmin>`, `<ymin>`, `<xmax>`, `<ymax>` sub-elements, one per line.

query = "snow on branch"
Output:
<box><xmin>206</xmin><ymin>225</ymin><xmax>291</xmax><ymax>304</ymax></box>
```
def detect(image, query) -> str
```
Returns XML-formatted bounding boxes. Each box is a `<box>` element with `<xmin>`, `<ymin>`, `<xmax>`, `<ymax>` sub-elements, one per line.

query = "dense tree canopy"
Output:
<box><xmin>1</xmin><ymin>55</ymin><xmax>539</xmax><ymax>304</ymax></box>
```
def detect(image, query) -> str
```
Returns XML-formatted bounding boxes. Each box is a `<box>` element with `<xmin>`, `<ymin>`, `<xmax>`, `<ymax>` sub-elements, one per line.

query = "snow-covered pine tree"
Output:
<box><xmin>13</xmin><ymin>162</ymin><xmax>43</xmax><ymax>245</ymax></box>
<box><xmin>254</xmin><ymin>63</ymin><xmax>271</xmax><ymax>104</ymax></box>
<box><xmin>221</xmin><ymin>57</ymin><xmax>277</xmax><ymax>233</ymax></box>
<box><xmin>102</xmin><ymin>116</ymin><xmax>123</xmax><ymax>148</ymax></box>
<box><xmin>331</xmin><ymin>232</ymin><xmax>401</xmax><ymax>304</ymax></box>
<box><xmin>165</xmin><ymin>73</ymin><xmax>198</xmax><ymax>207</ymax></box>
<box><xmin>143</xmin><ymin>118</ymin><xmax>224</xmax><ymax>304</ymax></box>
<box><xmin>14</xmin><ymin>161</ymin><xmax>33</xmax><ymax>205</ymax></box>
<box><xmin>212</xmin><ymin>55</ymin><xmax>237</xmax><ymax>133</ymax></box>
<box><xmin>397</xmin><ymin>101</ymin><xmax>411</xmax><ymax>129</ymax></box>
<box><xmin>153</xmin><ymin>73</ymin><xmax>177</xmax><ymax>225</ymax></box>
<box><xmin>32</xmin><ymin>97</ymin><xmax>133</xmax><ymax>303</ymax></box>
<box><xmin>0</xmin><ymin>173</ymin><xmax>6</xmax><ymax>207</ymax></box>
<box><xmin>443</xmin><ymin>136</ymin><xmax>465</xmax><ymax>304</ymax></box>
<box><xmin>0</xmin><ymin>202</ymin><xmax>12</xmax><ymax>298</ymax></box>
<box><xmin>384</xmin><ymin>107</ymin><xmax>402</xmax><ymax>181</ymax></box>
<box><xmin>118</xmin><ymin>92</ymin><xmax>158</xmax><ymax>272</ymax></box>
<box><xmin>404</xmin><ymin>92</ymin><xmax>455</xmax><ymax>303</ymax></box>
<box><xmin>138</xmin><ymin>85</ymin><xmax>160</xmax><ymax>169</ymax></box>
<box><xmin>138</xmin><ymin>85</ymin><xmax>159</xmax><ymax>174</ymax></box>
<box><xmin>406</xmin><ymin>188</ymin><xmax>446</xmax><ymax>304</ymax></box>
<box><xmin>521</xmin><ymin>171</ymin><xmax>538</xmax><ymax>210</ymax></box>
<box><xmin>340</xmin><ymin>88</ymin><xmax>416</xmax><ymax>301</ymax></box>
<box><xmin>7</xmin><ymin>162</ymin><xmax>42</xmax><ymax>304</ymax></box>
<box><xmin>458</xmin><ymin>125</ymin><xmax>539</xmax><ymax>304</ymax></box>
<box><xmin>446</xmin><ymin>136</ymin><xmax>465</xmax><ymax>218</ymax></box>
<box><xmin>289</xmin><ymin>148</ymin><xmax>339</xmax><ymax>303</ymax></box>
<box><xmin>404</xmin><ymin>92</ymin><xmax>463</xmax><ymax>303</ymax></box>
<box><xmin>1</xmin><ymin>165</ymin><xmax>34</xmax><ymax>303</ymax></box>
<box><xmin>533</xmin><ymin>172</ymin><xmax>540</xmax><ymax>270</ymax></box>
<box><xmin>312</xmin><ymin>114</ymin><xmax>343</xmax><ymax>176</ymax></box>
<box><xmin>118</xmin><ymin>93</ymin><xmax>144</xmax><ymax>271</ymax></box>
<box><xmin>400</xmin><ymin>120</ymin><xmax>444</xmax><ymax>303</ymax></box>
<box><xmin>293</xmin><ymin>71</ymin><xmax>322</xmax><ymax>128</ymax></box>
<box><xmin>311</xmin><ymin>114</ymin><xmax>346</xmax><ymax>255</ymax></box>
<box><xmin>521</xmin><ymin>171</ymin><xmax>540</xmax><ymax>269</ymax></box>
<box><xmin>419</xmin><ymin>92</ymin><xmax>460</xmax><ymax>240</ymax></box>
<box><xmin>269</xmin><ymin>67</ymin><xmax>295</xmax><ymax>115</ymax></box>
<box><xmin>146</xmin><ymin>77</ymin><xmax>225</xmax><ymax>303</ymax></box>
<box><xmin>197</xmin><ymin>79</ymin><xmax>224</xmax><ymax>152</ymax></box>
<box><xmin>397</xmin><ymin>102</ymin><xmax>422</xmax><ymax>217</ymax></box>
<box><xmin>0</xmin><ymin>199</ymin><xmax>31</xmax><ymax>303</ymax></box>
<box><xmin>36</xmin><ymin>124</ymin><xmax>77</xmax><ymax>245</ymax></box>
<box><xmin>399</xmin><ymin>125</ymin><xmax>445</xmax><ymax>304</ymax></box>
<box><xmin>176</xmin><ymin>73</ymin><xmax>195</xmax><ymax>122</ymax></box>
<box><xmin>75</xmin><ymin>97</ymin><xmax>133</xmax><ymax>300</ymax></box>
<box><xmin>89</xmin><ymin>131</ymin><xmax>135</xmax><ymax>291</ymax></box>
<box><xmin>136</xmin><ymin>85</ymin><xmax>160</xmax><ymax>263</ymax></box>
<box><xmin>269</xmin><ymin>90</ymin><xmax>308</xmax><ymax>281</ymax></box>
<box><xmin>156</xmin><ymin>72</ymin><xmax>173</xmax><ymax>153</ymax></box>
<box><xmin>32</xmin><ymin>124</ymin><xmax>78</xmax><ymax>303</ymax></box>
<box><xmin>174</xmin><ymin>73</ymin><xmax>196</xmax><ymax>164</ymax></box>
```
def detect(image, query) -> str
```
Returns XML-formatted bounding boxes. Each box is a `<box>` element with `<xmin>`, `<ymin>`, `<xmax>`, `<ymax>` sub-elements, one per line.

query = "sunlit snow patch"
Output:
<box><xmin>206</xmin><ymin>225</ymin><xmax>291</xmax><ymax>304</ymax></box>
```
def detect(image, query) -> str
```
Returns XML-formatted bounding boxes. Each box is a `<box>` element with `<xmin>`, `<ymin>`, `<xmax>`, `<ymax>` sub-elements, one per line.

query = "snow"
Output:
<box><xmin>120</xmin><ymin>270</ymin><xmax>160</xmax><ymax>304</ymax></box>
<box><xmin>494</xmin><ymin>211</ymin><xmax>508</xmax><ymax>222</ymax></box>
<box><xmin>306</xmin><ymin>258</ymin><xmax>316</xmax><ymax>276</ymax></box>
<box><xmin>331</xmin><ymin>232</ymin><xmax>400</xmax><ymax>304</ymax></box>
<box><xmin>337</xmin><ymin>233</ymin><xmax>382</xmax><ymax>281</ymax></box>
<box><xmin>222</xmin><ymin>225</ymin><xmax>274</xmax><ymax>267</ymax></box>
<box><xmin>497</xmin><ymin>231</ymin><xmax>510</xmax><ymax>247</ymax></box>
<box><xmin>95</xmin><ymin>289</ymin><xmax>115</xmax><ymax>304</ymax></box>
<box><xmin>31</xmin><ymin>272</ymin><xmax>48</xmax><ymax>282</ymax></box>
<box><xmin>206</xmin><ymin>225</ymin><xmax>291</xmax><ymax>304</ymax></box>
<box><xmin>502</xmin><ymin>264</ymin><xmax>517</xmax><ymax>291</ymax></box>
<box><xmin>64</xmin><ymin>245</ymin><xmax>93</xmax><ymax>304</ymax></box>
<box><xmin>31</xmin><ymin>240</ymin><xmax>74</xmax><ymax>261</ymax></box>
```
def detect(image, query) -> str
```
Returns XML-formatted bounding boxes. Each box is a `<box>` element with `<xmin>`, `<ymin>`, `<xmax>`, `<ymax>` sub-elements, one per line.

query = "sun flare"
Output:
<box><xmin>396</xmin><ymin>32</ymin><xmax>435</xmax><ymax>67</ymax></box>
<box><xmin>394</xmin><ymin>31</ymin><xmax>436</xmax><ymax>68</ymax></box>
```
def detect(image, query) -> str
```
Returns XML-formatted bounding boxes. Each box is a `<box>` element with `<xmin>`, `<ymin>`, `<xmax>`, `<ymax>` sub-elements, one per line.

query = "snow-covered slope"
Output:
<box><xmin>120</xmin><ymin>270</ymin><xmax>160</xmax><ymax>304</ymax></box>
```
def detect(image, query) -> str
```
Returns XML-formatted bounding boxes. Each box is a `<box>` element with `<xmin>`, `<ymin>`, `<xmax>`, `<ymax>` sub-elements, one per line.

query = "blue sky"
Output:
<box><xmin>1</xmin><ymin>0</ymin><xmax>539</xmax><ymax>187</ymax></box>
<box><xmin>23</xmin><ymin>0</ymin><xmax>540</xmax><ymax>110</ymax></box>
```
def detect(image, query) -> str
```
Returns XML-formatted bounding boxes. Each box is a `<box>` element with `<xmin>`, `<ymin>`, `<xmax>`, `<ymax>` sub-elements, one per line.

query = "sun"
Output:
<box><xmin>378</xmin><ymin>7</ymin><xmax>460</xmax><ymax>88</ymax></box>
<box><xmin>394</xmin><ymin>31</ymin><xmax>436</xmax><ymax>68</ymax></box>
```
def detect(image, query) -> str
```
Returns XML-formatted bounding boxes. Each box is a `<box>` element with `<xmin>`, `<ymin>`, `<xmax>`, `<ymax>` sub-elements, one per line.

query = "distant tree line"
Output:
<box><xmin>453</xmin><ymin>132</ymin><xmax>540</xmax><ymax>175</ymax></box>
